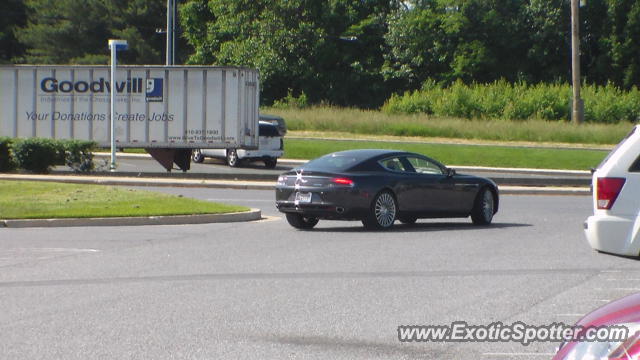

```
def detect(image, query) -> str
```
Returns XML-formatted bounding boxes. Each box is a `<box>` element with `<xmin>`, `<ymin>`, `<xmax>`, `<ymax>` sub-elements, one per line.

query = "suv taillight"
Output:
<box><xmin>596</xmin><ymin>177</ymin><xmax>626</xmax><ymax>210</ymax></box>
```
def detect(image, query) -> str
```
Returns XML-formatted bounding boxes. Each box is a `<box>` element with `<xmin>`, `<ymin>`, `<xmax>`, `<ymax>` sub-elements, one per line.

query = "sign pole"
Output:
<box><xmin>108</xmin><ymin>39</ymin><xmax>128</xmax><ymax>171</ymax></box>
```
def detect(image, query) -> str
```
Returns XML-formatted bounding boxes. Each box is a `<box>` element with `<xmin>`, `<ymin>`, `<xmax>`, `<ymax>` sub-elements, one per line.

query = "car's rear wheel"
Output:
<box><xmin>226</xmin><ymin>149</ymin><xmax>239</xmax><ymax>167</ymax></box>
<box><xmin>192</xmin><ymin>149</ymin><xmax>205</xmax><ymax>163</ymax></box>
<box><xmin>362</xmin><ymin>191</ymin><xmax>397</xmax><ymax>230</ymax></box>
<box><xmin>285</xmin><ymin>213</ymin><xmax>319</xmax><ymax>230</ymax></box>
<box><xmin>471</xmin><ymin>188</ymin><xmax>495</xmax><ymax>225</ymax></box>
<box><xmin>399</xmin><ymin>216</ymin><xmax>417</xmax><ymax>224</ymax></box>
<box><xmin>264</xmin><ymin>158</ymin><xmax>277</xmax><ymax>168</ymax></box>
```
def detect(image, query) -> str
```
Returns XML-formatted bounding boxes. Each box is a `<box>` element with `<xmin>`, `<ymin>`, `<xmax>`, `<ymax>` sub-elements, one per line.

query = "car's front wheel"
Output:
<box><xmin>362</xmin><ymin>190</ymin><xmax>397</xmax><ymax>230</ymax></box>
<box><xmin>226</xmin><ymin>149</ymin><xmax>239</xmax><ymax>167</ymax></box>
<box><xmin>285</xmin><ymin>213</ymin><xmax>319</xmax><ymax>230</ymax></box>
<box><xmin>471</xmin><ymin>188</ymin><xmax>495</xmax><ymax>225</ymax></box>
<box><xmin>192</xmin><ymin>149</ymin><xmax>204</xmax><ymax>163</ymax></box>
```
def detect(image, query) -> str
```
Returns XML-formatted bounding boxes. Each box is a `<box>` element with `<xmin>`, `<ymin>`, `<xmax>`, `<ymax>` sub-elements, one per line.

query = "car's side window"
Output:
<box><xmin>629</xmin><ymin>155</ymin><xmax>640</xmax><ymax>172</ymax></box>
<box><xmin>406</xmin><ymin>156</ymin><xmax>443</xmax><ymax>175</ymax></box>
<box><xmin>379</xmin><ymin>157</ymin><xmax>409</xmax><ymax>172</ymax></box>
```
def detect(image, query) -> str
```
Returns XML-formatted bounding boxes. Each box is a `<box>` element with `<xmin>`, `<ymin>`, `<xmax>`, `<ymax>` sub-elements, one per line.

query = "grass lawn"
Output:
<box><xmin>283</xmin><ymin>138</ymin><xmax>608</xmax><ymax>170</ymax></box>
<box><xmin>263</xmin><ymin>106</ymin><xmax>632</xmax><ymax>145</ymax></box>
<box><xmin>0</xmin><ymin>180</ymin><xmax>249</xmax><ymax>220</ymax></box>
<box><xmin>115</xmin><ymin>104</ymin><xmax>624</xmax><ymax>169</ymax></box>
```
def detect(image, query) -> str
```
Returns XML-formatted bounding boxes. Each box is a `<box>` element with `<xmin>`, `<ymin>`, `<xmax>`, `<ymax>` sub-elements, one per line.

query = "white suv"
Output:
<box><xmin>192</xmin><ymin>121</ymin><xmax>284</xmax><ymax>168</ymax></box>
<box><xmin>585</xmin><ymin>125</ymin><xmax>640</xmax><ymax>256</ymax></box>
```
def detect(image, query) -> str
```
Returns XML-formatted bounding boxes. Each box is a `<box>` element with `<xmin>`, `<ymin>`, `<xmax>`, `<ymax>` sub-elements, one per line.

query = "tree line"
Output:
<box><xmin>2</xmin><ymin>0</ymin><xmax>640</xmax><ymax>108</ymax></box>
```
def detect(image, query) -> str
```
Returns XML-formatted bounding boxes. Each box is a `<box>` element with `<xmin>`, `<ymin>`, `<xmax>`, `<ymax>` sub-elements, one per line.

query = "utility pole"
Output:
<box><xmin>571</xmin><ymin>0</ymin><xmax>584</xmax><ymax>124</ymax></box>
<box><xmin>166</xmin><ymin>0</ymin><xmax>175</xmax><ymax>65</ymax></box>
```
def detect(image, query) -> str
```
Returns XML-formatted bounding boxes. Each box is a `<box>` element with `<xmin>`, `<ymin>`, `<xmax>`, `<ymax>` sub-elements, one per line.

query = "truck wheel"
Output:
<box><xmin>226</xmin><ymin>149</ymin><xmax>239</xmax><ymax>167</ymax></box>
<box><xmin>264</xmin><ymin>158</ymin><xmax>277</xmax><ymax>169</ymax></box>
<box><xmin>192</xmin><ymin>149</ymin><xmax>205</xmax><ymax>163</ymax></box>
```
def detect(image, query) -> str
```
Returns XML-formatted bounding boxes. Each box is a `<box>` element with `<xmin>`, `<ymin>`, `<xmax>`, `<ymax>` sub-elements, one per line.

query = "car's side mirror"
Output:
<box><xmin>446</xmin><ymin>168</ymin><xmax>456</xmax><ymax>177</ymax></box>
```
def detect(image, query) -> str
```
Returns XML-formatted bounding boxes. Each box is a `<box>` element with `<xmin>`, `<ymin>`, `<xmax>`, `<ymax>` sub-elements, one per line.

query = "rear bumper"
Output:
<box><xmin>275</xmin><ymin>187</ymin><xmax>369</xmax><ymax>220</ymax></box>
<box><xmin>238</xmin><ymin>150</ymin><xmax>283</xmax><ymax>159</ymax></box>
<box><xmin>584</xmin><ymin>214</ymin><xmax>640</xmax><ymax>256</ymax></box>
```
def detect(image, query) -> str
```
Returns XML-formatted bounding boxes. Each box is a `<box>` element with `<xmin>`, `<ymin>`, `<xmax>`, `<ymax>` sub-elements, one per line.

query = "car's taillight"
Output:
<box><xmin>596</xmin><ymin>177</ymin><xmax>626</xmax><ymax>210</ymax></box>
<box><xmin>332</xmin><ymin>177</ymin><xmax>354</xmax><ymax>186</ymax></box>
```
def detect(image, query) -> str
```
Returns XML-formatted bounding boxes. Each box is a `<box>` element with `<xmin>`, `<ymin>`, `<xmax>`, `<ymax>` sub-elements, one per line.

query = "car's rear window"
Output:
<box><xmin>259</xmin><ymin>124</ymin><xmax>280</xmax><ymax>137</ymax></box>
<box><xmin>302</xmin><ymin>154</ymin><xmax>364</xmax><ymax>172</ymax></box>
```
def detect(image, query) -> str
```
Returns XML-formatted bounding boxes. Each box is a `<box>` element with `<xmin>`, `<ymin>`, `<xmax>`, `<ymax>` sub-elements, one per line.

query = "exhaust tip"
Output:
<box><xmin>336</xmin><ymin>207</ymin><xmax>345</xmax><ymax>214</ymax></box>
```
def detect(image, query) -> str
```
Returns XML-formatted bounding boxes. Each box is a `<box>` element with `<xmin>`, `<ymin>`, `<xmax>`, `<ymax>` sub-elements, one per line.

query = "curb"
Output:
<box><xmin>499</xmin><ymin>186</ymin><xmax>590</xmax><ymax>196</ymax></box>
<box><xmin>0</xmin><ymin>174</ymin><xmax>590</xmax><ymax>196</ymax></box>
<box><xmin>0</xmin><ymin>209</ymin><xmax>262</xmax><ymax>228</ymax></box>
<box><xmin>0</xmin><ymin>174</ymin><xmax>275</xmax><ymax>190</ymax></box>
<box><xmin>94</xmin><ymin>152</ymin><xmax>592</xmax><ymax>177</ymax></box>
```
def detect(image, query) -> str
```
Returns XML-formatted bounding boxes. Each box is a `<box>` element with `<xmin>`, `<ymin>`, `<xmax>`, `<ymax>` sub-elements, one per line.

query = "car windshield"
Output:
<box><xmin>302</xmin><ymin>153</ymin><xmax>364</xmax><ymax>172</ymax></box>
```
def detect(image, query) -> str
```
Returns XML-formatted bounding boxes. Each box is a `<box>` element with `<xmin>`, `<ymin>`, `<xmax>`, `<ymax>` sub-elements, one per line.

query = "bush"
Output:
<box><xmin>12</xmin><ymin>138</ymin><xmax>64</xmax><ymax>174</ymax></box>
<box><xmin>0</xmin><ymin>137</ymin><xmax>16</xmax><ymax>172</ymax></box>
<box><xmin>382</xmin><ymin>80</ymin><xmax>640</xmax><ymax>123</ymax></box>
<box><xmin>62</xmin><ymin>140</ymin><xmax>96</xmax><ymax>173</ymax></box>
<box><xmin>272</xmin><ymin>90</ymin><xmax>309</xmax><ymax>109</ymax></box>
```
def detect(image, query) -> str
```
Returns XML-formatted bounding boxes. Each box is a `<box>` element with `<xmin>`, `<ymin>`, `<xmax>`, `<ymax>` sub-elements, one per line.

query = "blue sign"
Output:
<box><xmin>145</xmin><ymin>78</ymin><xmax>163</xmax><ymax>102</ymax></box>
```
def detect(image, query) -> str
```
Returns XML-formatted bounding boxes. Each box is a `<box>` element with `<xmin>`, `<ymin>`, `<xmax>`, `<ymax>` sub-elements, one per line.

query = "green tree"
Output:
<box><xmin>180</xmin><ymin>0</ymin><xmax>397</xmax><ymax>107</ymax></box>
<box><xmin>0</xmin><ymin>0</ymin><xmax>27</xmax><ymax>63</ymax></box>
<box><xmin>599</xmin><ymin>0</ymin><xmax>640</xmax><ymax>88</ymax></box>
<box><xmin>384</xmin><ymin>0</ymin><xmax>530</xmax><ymax>87</ymax></box>
<box><xmin>17</xmin><ymin>0</ymin><xmax>166</xmax><ymax>65</ymax></box>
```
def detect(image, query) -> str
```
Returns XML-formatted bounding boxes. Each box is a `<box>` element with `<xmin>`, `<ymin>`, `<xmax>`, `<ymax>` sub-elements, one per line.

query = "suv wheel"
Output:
<box><xmin>226</xmin><ymin>149</ymin><xmax>239</xmax><ymax>167</ymax></box>
<box><xmin>192</xmin><ymin>149</ymin><xmax>205</xmax><ymax>163</ymax></box>
<box><xmin>264</xmin><ymin>158</ymin><xmax>277</xmax><ymax>168</ymax></box>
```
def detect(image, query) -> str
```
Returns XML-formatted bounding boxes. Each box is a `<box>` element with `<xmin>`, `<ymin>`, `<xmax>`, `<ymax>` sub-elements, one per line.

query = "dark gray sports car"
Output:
<box><xmin>275</xmin><ymin>149</ymin><xmax>499</xmax><ymax>230</ymax></box>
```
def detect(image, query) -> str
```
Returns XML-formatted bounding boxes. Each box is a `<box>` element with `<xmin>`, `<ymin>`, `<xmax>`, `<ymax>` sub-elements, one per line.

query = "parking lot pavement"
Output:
<box><xmin>1</xmin><ymin>189</ymin><xmax>638</xmax><ymax>359</ymax></box>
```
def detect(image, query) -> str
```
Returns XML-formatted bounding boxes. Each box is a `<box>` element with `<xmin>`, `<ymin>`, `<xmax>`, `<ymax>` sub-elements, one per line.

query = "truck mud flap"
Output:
<box><xmin>145</xmin><ymin>148</ymin><xmax>192</xmax><ymax>172</ymax></box>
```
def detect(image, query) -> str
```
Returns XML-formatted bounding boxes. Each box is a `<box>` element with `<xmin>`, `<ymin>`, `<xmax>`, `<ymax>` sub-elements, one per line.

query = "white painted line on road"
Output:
<box><xmin>206</xmin><ymin>198</ymin><xmax>273</xmax><ymax>202</ymax></box>
<box><xmin>606</xmin><ymin>278</ymin><xmax>640</xmax><ymax>281</ymax></box>
<box><xmin>253</xmin><ymin>216</ymin><xmax>281</xmax><ymax>223</ymax></box>
<box><xmin>600</xmin><ymin>270</ymin><xmax>622</xmax><ymax>273</ymax></box>
<box><xmin>595</xmin><ymin>287</ymin><xmax>640</xmax><ymax>291</ymax></box>
<box><xmin>6</xmin><ymin>248</ymin><xmax>100</xmax><ymax>253</ymax></box>
<box><xmin>597</xmin><ymin>299</ymin><xmax>612</xmax><ymax>302</ymax></box>
<box><xmin>608</xmin><ymin>288</ymin><xmax>640</xmax><ymax>291</ymax></box>
<box><xmin>482</xmin><ymin>353</ymin><xmax>555</xmax><ymax>357</ymax></box>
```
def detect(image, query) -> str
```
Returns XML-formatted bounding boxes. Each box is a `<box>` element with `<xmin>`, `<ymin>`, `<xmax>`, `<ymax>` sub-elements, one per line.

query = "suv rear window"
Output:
<box><xmin>259</xmin><ymin>123</ymin><xmax>280</xmax><ymax>137</ymax></box>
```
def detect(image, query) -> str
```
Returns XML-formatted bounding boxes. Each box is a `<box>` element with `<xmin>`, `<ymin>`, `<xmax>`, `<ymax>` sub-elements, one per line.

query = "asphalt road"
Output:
<box><xmin>1</xmin><ymin>189</ymin><xmax>639</xmax><ymax>359</ymax></box>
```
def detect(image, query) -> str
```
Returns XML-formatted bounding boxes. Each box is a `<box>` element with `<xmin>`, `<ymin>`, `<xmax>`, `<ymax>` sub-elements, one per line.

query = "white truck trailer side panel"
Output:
<box><xmin>0</xmin><ymin>66</ymin><xmax>259</xmax><ymax>149</ymax></box>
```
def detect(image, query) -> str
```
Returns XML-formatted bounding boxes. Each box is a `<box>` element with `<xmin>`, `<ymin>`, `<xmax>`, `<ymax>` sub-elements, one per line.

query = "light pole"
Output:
<box><xmin>571</xmin><ymin>0</ymin><xmax>584</xmax><ymax>124</ymax></box>
<box><xmin>108</xmin><ymin>39</ymin><xmax>128</xmax><ymax>171</ymax></box>
<box><xmin>166</xmin><ymin>0</ymin><xmax>175</xmax><ymax>65</ymax></box>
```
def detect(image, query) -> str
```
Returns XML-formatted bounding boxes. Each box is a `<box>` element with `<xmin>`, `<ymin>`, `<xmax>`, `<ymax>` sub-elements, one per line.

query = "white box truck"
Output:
<box><xmin>0</xmin><ymin>65</ymin><xmax>260</xmax><ymax>171</ymax></box>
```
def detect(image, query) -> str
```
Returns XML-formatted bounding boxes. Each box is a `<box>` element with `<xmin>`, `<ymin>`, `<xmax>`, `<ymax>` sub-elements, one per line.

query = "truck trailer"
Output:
<box><xmin>0</xmin><ymin>65</ymin><xmax>260</xmax><ymax>171</ymax></box>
